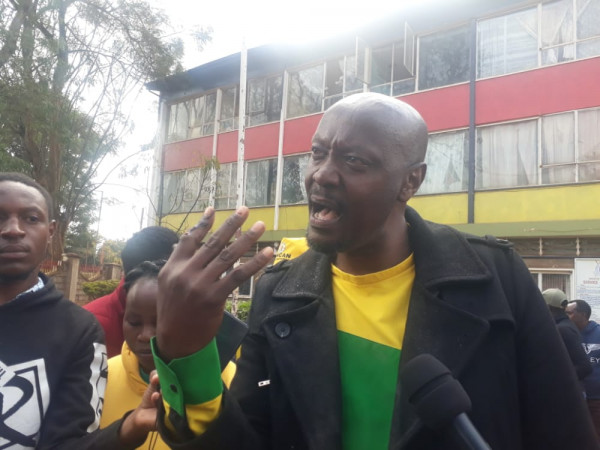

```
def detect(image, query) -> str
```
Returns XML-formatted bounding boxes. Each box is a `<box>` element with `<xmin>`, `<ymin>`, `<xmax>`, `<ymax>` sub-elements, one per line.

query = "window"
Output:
<box><xmin>542</xmin><ymin>109</ymin><xmax>600</xmax><ymax>183</ymax></box>
<box><xmin>166</xmin><ymin>93</ymin><xmax>217</xmax><ymax>143</ymax></box>
<box><xmin>282</xmin><ymin>154</ymin><xmax>310</xmax><ymax>204</ymax></box>
<box><xmin>419</xmin><ymin>130</ymin><xmax>469</xmax><ymax>195</ymax></box>
<box><xmin>287</xmin><ymin>65</ymin><xmax>324</xmax><ymax>118</ymax></box>
<box><xmin>220</xmin><ymin>86</ymin><xmax>239</xmax><ymax>132</ymax></box>
<box><xmin>245</xmin><ymin>159</ymin><xmax>277</xmax><ymax>207</ymax></box>
<box><xmin>541</xmin><ymin>112</ymin><xmax>576</xmax><ymax>184</ymax></box>
<box><xmin>167</xmin><ymin>102</ymin><xmax>190</xmax><ymax>142</ymax></box>
<box><xmin>370</xmin><ymin>32</ymin><xmax>416</xmax><ymax>96</ymax></box>
<box><xmin>531</xmin><ymin>271</ymin><xmax>572</xmax><ymax>294</ymax></box>
<box><xmin>578</xmin><ymin>108</ymin><xmax>600</xmax><ymax>181</ymax></box>
<box><xmin>478</xmin><ymin>108</ymin><xmax>600</xmax><ymax>190</ymax></box>
<box><xmin>577</xmin><ymin>0</ymin><xmax>600</xmax><ymax>58</ymax></box>
<box><xmin>324</xmin><ymin>56</ymin><xmax>363</xmax><ymax>109</ymax></box>
<box><xmin>247</xmin><ymin>75</ymin><xmax>283</xmax><ymax>126</ymax></box>
<box><xmin>418</xmin><ymin>25</ymin><xmax>470</xmax><ymax>90</ymax></box>
<box><xmin>161</xmin><ymin>168</ymin><xmax>211</xmax><ymax>215</ymax></box>
<box><xmin>478</xmin><ymin>7</ymin><xmax>538</xmax><ymax>78</ymax></box>
<box><xmin>541</xmin><ymin>0</ymin><xmax>575</xmax><ymax>64</ymax></box>
<box><xmin>476</xmin><ymin>120</ymin><xmax>538</xmax><ymax>189</ymax></box>
<box><xmin>542</xmin><ymin>0</ymin><xmax>600</xmax><ymax>63</ymax></box>
<box><xmin>477</xmin><ymin>0</ymin><xmax>600</xmax><ymax>77</ymax></box>
<box><xmin>215</xmin><ymin>163</ymin><xmax>238</xmax><ymax>210</ymax></box>
<box><xmin>190</xmin><ymin>93</ymin><xmax>216</xmax><ymax>138</ymax></box>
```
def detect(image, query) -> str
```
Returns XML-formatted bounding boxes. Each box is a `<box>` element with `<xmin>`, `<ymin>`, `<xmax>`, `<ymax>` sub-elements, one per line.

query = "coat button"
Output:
<box><xmin>275</xmin><ymin>322</ymin><xmax>291</xmax><ymax>338</ymax></box>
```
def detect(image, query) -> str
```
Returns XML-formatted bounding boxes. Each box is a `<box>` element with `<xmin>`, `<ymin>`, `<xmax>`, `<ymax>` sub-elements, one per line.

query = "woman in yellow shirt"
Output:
<box><xmin>100</xmin><ymin>260</ymin><xmax>236</xmax><ymax>449</ymax></box>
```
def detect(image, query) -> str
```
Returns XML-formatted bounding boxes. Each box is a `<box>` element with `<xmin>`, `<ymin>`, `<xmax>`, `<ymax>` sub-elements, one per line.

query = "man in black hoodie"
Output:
<box><xmin>542</xmin><ymin>288</ymin><xmax>592</xmax><ymax>383</ymax></box>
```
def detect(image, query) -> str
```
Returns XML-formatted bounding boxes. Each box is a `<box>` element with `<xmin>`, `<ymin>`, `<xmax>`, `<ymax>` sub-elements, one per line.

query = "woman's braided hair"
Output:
<box><xmin>123</xmin><ymin>259</ymin><xmax>167</xmax><ymax>294</ymax></box>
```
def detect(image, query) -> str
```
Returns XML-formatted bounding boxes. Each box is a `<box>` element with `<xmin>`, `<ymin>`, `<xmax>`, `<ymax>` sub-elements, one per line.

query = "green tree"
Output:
<box><xmin>98</xmin><ymin>238</ymin><xmax>126</xmax><ymax>266</ymax></box>
<box><xmin>0</xmin><ymin>0</ymin><xmax>211</xmax><ymax>259</ymax></box>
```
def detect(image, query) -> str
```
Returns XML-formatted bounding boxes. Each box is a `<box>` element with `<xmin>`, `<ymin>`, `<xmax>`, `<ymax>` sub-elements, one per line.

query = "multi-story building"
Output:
<box><xmin>147</xmin><ymin>0</ymin><xmax>600</xmax><ymax>305</ymax></box>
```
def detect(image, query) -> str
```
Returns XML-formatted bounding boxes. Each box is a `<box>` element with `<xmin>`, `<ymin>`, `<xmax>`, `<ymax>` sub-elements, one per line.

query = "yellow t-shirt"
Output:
<box><xmin>333</xmin><ymin>254</ymin><xmax>415</xmax><ymax>450</ymax></box>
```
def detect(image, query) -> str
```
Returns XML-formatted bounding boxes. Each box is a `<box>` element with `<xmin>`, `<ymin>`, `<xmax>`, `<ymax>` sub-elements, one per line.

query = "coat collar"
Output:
<box><xmin>271</xmin><ymin>206</ymin><xmax>492</xmax><ymax>299</ymax></box>
<box><xmin>263</xmin><ymin>207</ymin><xmax>495</xmax><ymax>449</ymax></box>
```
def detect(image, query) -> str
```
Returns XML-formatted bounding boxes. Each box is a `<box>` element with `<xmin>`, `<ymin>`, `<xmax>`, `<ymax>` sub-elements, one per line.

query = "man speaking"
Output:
<box><xmin>152</xmin><ymin>93</ymin><xmax>598</xmax><ymax>449</ymax></box>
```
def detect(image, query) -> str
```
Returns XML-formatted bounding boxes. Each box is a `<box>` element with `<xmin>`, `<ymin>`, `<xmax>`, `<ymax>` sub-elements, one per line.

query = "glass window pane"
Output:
<box><xmin>393</xmin><ymin>41</ymin><xmax>413</xmax><ymax>81</ymax></box>
<box><xmin>476</xmin><ymin>120</ymin><xmax>538</xmax><ymax>189</ymax></box>
<box><xmin>220</xmin><ymin>86</ymin><xmax>239</xmax><ymax>133</ymax></box>
<box><xmin>578</xmin><ymin>108</ymin><xmax>600</xmax><ymax>181</ymax></box>
<box><xmin>577</xmin><ymin>0</ymin><xmax>600</xmax><ymax>58</ymax></box>
<box><xmin>577</xmin><ymin>0</ymin><xmax>600</xmax><ymax>40</ymax></box>
<box><xmin>287</xmin><ymin>65</ymin><xmax>324</xmax><ymax>119</ymax></box>
<box><xmin>168</xmin><ymin>102</ymin><xmax>190</xmax><ymax>142</ymax></box>
<box><xmin>419</xmin><ymin>25</ymin><xmax>470</xmax><ymax>90</ymax></box>
<box><xmin>541</xmin><ymin>0</ymin><xmax>575</xmax><ymax>65</ymax></box>
<box><xmin>371</xmin><ymin>45</ymin><xmax>393</xmax><ymax>87</ymax></box>
<box><xmin>215</xmin><ymin>163</ymin><xmax>238</xmax><ymax>210</ymax></box>
<box><xmin>282</xmin><ymin>154</ymin><xmax>309</xmax><ymax>204</ymax></box>
<box><xmin>344</xmin><ymin>55</ymin><xmax>363</xmax><ymax>92</ymax></box>
<box><xmin>477</xmin><ymin>9</ymin><xmax>538</xmax><ymax>78</ymax></box>
<box><xmin>245</xmin><ymin>159</ymin><xmax>277</xmax><ymax>207</ymax></box>
<box><xmin>162</xmin><ymin>171</ymin><xmax>185</xmax><ymax>214</ymax></box>
<box><xmin>392</xmin><ymin>78</ymin><xmax>416</xmax><ymax>96</ymax></box>
<box><xmin>247</xmin><ymin>75</ymin><xmax>283</xmax><ymax>126</ymax></box>
<box><xmin>541</xmin><ymin>112</ymin><xmax>576</xmax><ymax>184</ymax></box>
<box><xmin>248</xmin><ymin>78</ymin><xmax>266</xmax><ymax>114</ymax></box>
<box><xmin>190</xmin><ymin>93</ymin><xmax>216</xmax><ymax>138</ymax></box>
<box><xmin>325</xmin><ymin>58</ymin><xmax>344</xmax><ymax>97</ymax></box>
<box><xmin>541</xmin><ymin>273</ymin><xmax>571</xmax><ymax>293</ymax></box>
<box><xmin>419</xmin><ymin>130</ymin><xmax>469</xmax><ymax>194</ymax></box>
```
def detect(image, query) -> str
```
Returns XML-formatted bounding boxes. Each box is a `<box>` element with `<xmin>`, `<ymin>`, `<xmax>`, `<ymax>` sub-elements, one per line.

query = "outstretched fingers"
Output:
<box><xmin>171</xmin><ymin>207</ymin><xmax>216</xmax><ymax>260</ymax></box>
<box><xmin>219</xmin><ymin>245</ymin><xmax>274</xmax><ymax>295</ymax></box>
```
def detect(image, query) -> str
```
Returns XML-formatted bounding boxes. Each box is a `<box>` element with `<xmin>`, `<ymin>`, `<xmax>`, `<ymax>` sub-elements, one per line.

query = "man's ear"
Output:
<box><xmin>398</xmin><ymin>163</ymin><xmax>427</xmax><ymax>202</ymax></box>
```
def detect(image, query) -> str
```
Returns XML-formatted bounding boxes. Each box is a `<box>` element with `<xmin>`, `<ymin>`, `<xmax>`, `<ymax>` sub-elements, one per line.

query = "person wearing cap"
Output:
<box><xmin>542</xmin><ymin>289</ymin><xmax>591</xmax><ymax>383</ymax></box>
<box><xmin>567</xmin><ymin>299</ymin><xmax>600</xmax><ymax>439</ymax></box>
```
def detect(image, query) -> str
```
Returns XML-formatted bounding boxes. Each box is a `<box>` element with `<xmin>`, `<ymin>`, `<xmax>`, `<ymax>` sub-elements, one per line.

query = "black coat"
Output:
<box><xmin>554</xmin><ymin>310</ymin><xmax>592</xmax><ymax>380</ymax></box>
<box><xmin>163</xmin><ymin>207</ymin><xmax>598</xmax><ymax>450</ymax></box>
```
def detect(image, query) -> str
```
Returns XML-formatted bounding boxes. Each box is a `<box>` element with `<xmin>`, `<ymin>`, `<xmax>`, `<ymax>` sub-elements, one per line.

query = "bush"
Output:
<box><xmin>82</xmin><ymin>279</ymin><xmax>120</xmax><ymax>300</ymax></box>
<box><xmin>226</xmin><ymin>299</ymin><xmax>251</xmax><ymax>322</ymax></box>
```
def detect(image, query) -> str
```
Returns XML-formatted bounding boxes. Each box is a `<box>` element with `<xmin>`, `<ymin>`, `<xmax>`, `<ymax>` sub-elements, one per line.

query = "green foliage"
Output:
<box><xmin>82</xmin><ymin>279</ymin><xmax>120</xmax><ymax>300</ymax></box>
<box><xmin>99</xmin><ymin>239</ymin><xmax>126</xmax><ymax>265</ymax></box>
<box><xmin>226</xmin><ymin>300</ymin><xmax>252</xmax><ymax>323</ymax></box>
<box><xmin>0</xmin><ymin>0</ymin><xmax>211</xmax><ymax>259</ymax></box>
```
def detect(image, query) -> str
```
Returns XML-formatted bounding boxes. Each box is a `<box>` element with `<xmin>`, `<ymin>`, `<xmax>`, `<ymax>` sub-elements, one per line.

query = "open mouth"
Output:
<box><xmin>310</xmin><ymin>199</ymin><xmax>342</xmax><ymax>225</ymax></box>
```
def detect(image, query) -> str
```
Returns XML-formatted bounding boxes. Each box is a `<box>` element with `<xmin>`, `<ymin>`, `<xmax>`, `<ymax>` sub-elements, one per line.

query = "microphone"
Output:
<box><xmin>401</xmin><ymin>354</ymin><xmax>491</xmax><ymax>450</ymax></box>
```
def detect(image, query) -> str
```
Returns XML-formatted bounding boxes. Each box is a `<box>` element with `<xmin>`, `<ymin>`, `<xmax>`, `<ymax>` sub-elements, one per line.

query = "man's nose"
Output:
<box><xmin>0</xmin><ymin>217</ymin><xmax>26</xmax><ymax>237</ymax></box>
<box><xmin>311</xmin><ymin>159</ymin><xmax>340</xmax><ymax>187</ymax></box>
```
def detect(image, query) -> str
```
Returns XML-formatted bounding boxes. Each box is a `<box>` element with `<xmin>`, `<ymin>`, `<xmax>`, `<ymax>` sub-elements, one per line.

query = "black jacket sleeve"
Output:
<box><xmin>36</xmin><ymin>317</ymin><xmax>108</xmax><ymax>449</ymax></box>
<box><xmin>557</xmin><ymin>325</ymin><xmax>593</xmax><ymax>380</ymax></box>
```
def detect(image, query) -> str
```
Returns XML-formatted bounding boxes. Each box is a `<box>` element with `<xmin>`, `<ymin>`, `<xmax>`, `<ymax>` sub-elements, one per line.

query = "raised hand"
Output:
<box><xmin>118</xmin><ymin>371</ymin><xmax>161</xmax><ymax>447</ymax></box>
<box><xmin>156</xmin><ymin>206</ymin><xmax>274</xmax><ymax>361</ymax></box>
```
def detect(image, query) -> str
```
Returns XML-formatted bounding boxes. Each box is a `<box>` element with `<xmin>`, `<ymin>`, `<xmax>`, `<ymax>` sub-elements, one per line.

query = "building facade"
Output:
<box><xmin>147</xmin><ymin>0</ymin><xmax>600</xmax><ymax>303</ymax></box>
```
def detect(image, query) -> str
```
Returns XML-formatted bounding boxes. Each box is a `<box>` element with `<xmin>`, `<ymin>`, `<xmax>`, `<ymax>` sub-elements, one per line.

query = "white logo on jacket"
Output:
<box><xmin>0</xmin><ymin>358</ymin><xmax>49</xmax><ymax>449</ymax></box>
<box><xmin>583</xmin><ymin>343</ymin><xmax>600</xmax><ymax>355</ymax></box>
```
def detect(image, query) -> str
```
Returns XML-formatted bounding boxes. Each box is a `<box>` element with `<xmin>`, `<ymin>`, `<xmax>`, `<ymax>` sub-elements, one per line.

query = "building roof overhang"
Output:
<box><xmin>146</xmin><ymin>0</ymin><xmax>536</xmax><ymax>99</ymax></box>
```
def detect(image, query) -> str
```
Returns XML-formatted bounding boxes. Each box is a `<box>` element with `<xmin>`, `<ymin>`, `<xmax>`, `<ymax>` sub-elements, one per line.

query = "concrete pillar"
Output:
<box><xmin>102</xmin><ymin>263</ymin><xmax>122</xmax><ymax>281</ymax></box>
<box><xmin>64</xmin><ymin>253</ymin><xmax>81</xmax><ymax>301</ymax></box>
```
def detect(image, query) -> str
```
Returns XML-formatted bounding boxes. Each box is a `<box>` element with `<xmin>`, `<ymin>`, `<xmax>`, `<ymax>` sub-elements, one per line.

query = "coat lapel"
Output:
<box><xmin>262</xmin><ymin>251</ymin><xmax>343</xmax><ymax>450</ymax></box>
<box><xmin>256</xmin><ymin>207</ymin><xmax>499</xmax><ymax>450</ymax></box>
<box><xmin>389</xmin><ymin>283</ymin><xmax>491</xmax><ymax>449</ymax></box>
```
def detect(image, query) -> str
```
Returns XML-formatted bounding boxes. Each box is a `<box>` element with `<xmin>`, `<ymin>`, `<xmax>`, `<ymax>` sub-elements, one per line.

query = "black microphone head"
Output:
<box><xmin>401</xmin><ymin>354</ymin><xmax>472</xmax><ymax>430</ymax></box>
